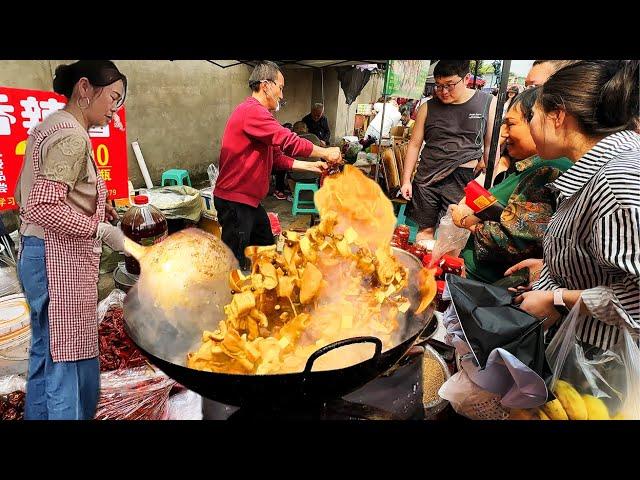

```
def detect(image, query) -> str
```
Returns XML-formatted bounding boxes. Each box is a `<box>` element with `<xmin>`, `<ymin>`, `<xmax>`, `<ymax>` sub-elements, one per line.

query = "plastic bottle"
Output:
<box><xmin>121</xmin><ymin>195</ymin><xmax>168</xmax><ymax>275</ymax></box>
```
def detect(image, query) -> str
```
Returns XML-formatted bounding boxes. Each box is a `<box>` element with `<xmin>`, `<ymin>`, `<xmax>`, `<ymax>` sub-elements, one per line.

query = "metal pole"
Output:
<box><xmin>373</xmin><ymin>60</ymin><xmax>390</xmax><ymax>185</ymax></box>
<box><xmin>473</xmin><ymin>59</ymin><xmax>479</xmax><ymax>89</ymax></box>
<box><xmin>483</xmin><ymin>59</ymin><xmax>511</xmax><ymax>189</ymax></box>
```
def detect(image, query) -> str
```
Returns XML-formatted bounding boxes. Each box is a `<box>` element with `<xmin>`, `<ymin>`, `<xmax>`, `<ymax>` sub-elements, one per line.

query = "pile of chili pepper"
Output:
<box><xmin>0</xmin><ymin>390</ymin><xmax>25</xmax><ymax>421</ymax></box>
<box><xmin>95</xmin><ymin>369</ymin><xmax>176</xmax><ymax>420</ymax></box>
<box><xmin>99</xmin><ymin>306</ymin><xmax>149</xmax><ymax>372</ymax></box>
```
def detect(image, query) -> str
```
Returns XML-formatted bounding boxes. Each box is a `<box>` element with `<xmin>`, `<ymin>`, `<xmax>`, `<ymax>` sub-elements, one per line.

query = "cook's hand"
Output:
<box><xmin>513</xmin><ymin>290</ymin><xmax>561</xmax><ymax>329</ymax></box>
<box><xmin>505</xmin><ymin>258</ymin><xmax>544</xmax><ymax>283</ymax></box>
<box><xmin>323</xmin><ymin>147</ymin><xmax>342</xmax><ymax>163</ymax></box>
<box><xmin>306</xmin><ymin>161</ymin><xmax>328</xmax><ymax>174</ymax></box>
<box><xmin>104</xmin><ymin>202</ymin><xmax>118</xmax><ymax>222</ymax></box>
<box><xmin>96</xmin><ymin>222</ymin><xmax>126</xmax><ymax>253</ymax></box>
<box><xmin>401</xmin><ymin>182</ymin><xmax>412</xmax><ymax>200</ymax></box>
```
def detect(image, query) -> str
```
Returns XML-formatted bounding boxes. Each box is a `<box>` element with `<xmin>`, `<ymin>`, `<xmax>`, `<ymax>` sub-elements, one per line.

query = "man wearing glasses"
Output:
<box><xmin>400</xmin><ymin>60</ymin><xmax>497</xmax><ymax>244</ymax></box>
<box><xmin>214</xmin><ymin>60</ymin><xmax>341</xmax><ymax>268</ymax></box>
<box><xmin>525</xmin><ymin>60</ymin><xmax>576</xmax><ymax>87</ymax></box>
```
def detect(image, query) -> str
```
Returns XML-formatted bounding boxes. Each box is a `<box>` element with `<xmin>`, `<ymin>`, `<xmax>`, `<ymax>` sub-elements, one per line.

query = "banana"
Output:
<box><xmin>581</xmin><ymin>394</ymin><xmax>610</xmax><ymax>420</ymax></box>
<box><xmin>536</xmin><ymin>408</ymin><xmax>551</xmax><ymax>420</ymax></box>
<box><xmin>554</xmin><ymin>379</ymin><xmax>588</xmax><ymax>420</ymax></box>
<box><xmin>541</xmin><ymin>398</ymin><xmax>569</xmax><ymax>420</ymax></box>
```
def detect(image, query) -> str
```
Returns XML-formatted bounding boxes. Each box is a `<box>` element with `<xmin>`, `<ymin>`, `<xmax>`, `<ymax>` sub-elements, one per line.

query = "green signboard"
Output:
<box><xmin>383</xmin><ymin>60</ymin><xmax>431</xmax><ymax>99</ymax></box>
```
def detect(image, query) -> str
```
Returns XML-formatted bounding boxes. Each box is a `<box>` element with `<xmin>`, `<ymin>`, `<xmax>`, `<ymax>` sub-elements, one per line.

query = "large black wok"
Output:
<box><xmin>124</xmin><ymin>248</ymin><xmax>435</xmax><ymax>407</ymax></box>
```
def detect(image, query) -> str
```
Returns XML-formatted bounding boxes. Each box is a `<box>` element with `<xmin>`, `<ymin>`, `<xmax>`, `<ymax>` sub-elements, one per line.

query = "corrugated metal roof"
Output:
<box><xmin>207</xmin><ymin>60</ymin><xmax>387</xmax><ymax>69</ymax></box>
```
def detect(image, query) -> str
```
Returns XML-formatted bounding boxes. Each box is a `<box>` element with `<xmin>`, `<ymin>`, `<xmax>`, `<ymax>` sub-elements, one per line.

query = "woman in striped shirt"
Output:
<box><xmin>515</xmin><ymin>60</ymin><xmax>639</xmax><ymax>351</ymax></box>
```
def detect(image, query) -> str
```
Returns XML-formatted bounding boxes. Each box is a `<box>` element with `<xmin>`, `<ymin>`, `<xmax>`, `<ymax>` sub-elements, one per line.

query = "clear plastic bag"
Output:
<box><xmin>97</xmin><ymin>289</ymin><xmax>126</xmax><ymax>324</ymax></box>
<box><xmin>96</xmin><ymin>366</ymin><xmax>176</xmax><ymax>420</ymax></box>
<box><xmin>0</xmin><ymin>256</ymin><xmax>21</xmax><ymax>298</ymax></box>
<box><xmin>207</xmin><ymin>163</ymin><xmax>219</xmax><ymax>189</ymax></box>
<box><xmin>546</xmin><ymin>298</ymin><xmax>640</xmax><ymax>420</ymax></box>
<box><xmin>0</xmin><ymin>374</ymin><xmax>26</xmax><ymax>421</ymax></box>
<box><xmin>166</xmin><ymin>389</ymin><xmax>203</xmax><ymax>420</ymax></box>
<box><xmin>0</xmin><ymin>374</ymin><xmax>26</xmax><ymax>395</ymax></box>
<box><xmin>431</xmin><ymin>205</ymin><xmax>471</xmax><ymax>261</ymax></box>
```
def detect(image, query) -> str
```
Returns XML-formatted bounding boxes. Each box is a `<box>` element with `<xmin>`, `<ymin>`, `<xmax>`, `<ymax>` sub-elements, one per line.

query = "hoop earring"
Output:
<box><xmin>77</xmin><ymin>97</ymin><xmax>90</xmax><ymax>109</ymax></box>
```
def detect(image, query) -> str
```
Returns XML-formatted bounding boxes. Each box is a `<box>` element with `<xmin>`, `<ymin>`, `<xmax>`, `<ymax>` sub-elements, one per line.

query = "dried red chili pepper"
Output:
<box><xmin>98</xmin><ymin>306</ymin><xmax>149</xmax><ymax>372</ymax></box>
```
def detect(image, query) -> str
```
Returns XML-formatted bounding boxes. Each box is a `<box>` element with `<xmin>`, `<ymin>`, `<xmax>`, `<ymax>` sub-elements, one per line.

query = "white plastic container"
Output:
<box><xmin>0</xmin><ymin>293</ymin><xmax>31</xmax><ymax>377</ymax></box>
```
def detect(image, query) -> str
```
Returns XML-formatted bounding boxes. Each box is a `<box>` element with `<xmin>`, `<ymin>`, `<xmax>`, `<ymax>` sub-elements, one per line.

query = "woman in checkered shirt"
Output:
<box><xmin>16</xmin><ymin>61</ymin><xmax>129</xmax><ymax>420</ymax></box>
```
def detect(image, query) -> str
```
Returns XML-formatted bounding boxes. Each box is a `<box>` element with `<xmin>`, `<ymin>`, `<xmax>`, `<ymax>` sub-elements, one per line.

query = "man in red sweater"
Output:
<box><xmin>214</xmin><ymin>61</ymin><xmax>341</xmax><ymax>267</ymax></box>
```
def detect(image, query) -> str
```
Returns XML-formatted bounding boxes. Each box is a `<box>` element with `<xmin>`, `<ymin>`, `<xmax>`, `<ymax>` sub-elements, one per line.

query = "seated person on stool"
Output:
<box><xmin>286</xmin><ymin>121</ymin><xmax>325</xmax><ymax>194</ymax></box>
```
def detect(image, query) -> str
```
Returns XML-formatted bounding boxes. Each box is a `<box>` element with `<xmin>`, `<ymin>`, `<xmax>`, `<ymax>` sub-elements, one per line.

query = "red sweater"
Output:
<box><xmin>214</xmin><ymin>97</ymin><xmax>315</xmax><ymax>207</ymax></box>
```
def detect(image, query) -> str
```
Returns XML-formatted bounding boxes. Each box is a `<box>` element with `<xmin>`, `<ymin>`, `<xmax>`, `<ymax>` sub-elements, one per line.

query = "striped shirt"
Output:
<box><xmin>533</xmin><ymin>130</ymin><xmax>640</xmax><ymax>350</ymax></box>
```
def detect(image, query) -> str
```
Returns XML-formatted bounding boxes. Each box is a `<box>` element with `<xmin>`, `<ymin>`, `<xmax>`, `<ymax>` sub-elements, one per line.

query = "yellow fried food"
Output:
<box><xmin>188</xmin><ymin>163</ymin><xmax>437</xmax><ymax>375</ymax></box>
<box><xmin>415</xmin><ymin>267</ymin><xmax>438</xmax><ymax>315</ymax></box>
<box><xmin>315</xmin><ymin>165</ymin><xmax>396</xmax><ymax>252</ymax></box>
<box><xmin>299</xmin><ymin>263</ymin><xmax>323</xmax><ymax>304</ymax></box>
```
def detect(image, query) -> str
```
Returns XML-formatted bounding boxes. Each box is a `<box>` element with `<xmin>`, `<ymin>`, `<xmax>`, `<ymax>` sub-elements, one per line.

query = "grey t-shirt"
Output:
<box><xmin>416</xmin><ymin>90</ymin><xmax>492</xmax><ymax>186</ymax></box>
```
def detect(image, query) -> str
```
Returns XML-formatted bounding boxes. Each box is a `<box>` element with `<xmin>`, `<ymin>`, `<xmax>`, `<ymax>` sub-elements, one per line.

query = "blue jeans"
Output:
<box><xmin>17</xmin><ymin>236</ymin><xmax>100</xmax><ymax>420</ymax></box>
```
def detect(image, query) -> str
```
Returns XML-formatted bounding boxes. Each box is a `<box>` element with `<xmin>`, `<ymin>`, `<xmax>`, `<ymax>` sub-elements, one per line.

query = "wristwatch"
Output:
<box><xmin>553</xmin><ymin>288</ymin><xmax>570</xmax><ymax>315</ymax></box>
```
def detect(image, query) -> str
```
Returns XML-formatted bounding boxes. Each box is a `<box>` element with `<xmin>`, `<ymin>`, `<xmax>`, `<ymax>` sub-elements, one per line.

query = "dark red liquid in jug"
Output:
<box><xmin>121</xmin><ymin>195</ymin><xmax>168</xmax><ymax>275</ymax></box>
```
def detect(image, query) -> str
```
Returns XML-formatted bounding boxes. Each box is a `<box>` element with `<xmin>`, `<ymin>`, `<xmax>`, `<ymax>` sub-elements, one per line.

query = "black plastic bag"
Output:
<box><xmin>337</xmin><ymin>67</ymin><xmax>372</xmax><ymax>105</ymax></box>
<box><xmin>446</xmin><ymin>274</ymin><xmax>551</xmax><ymax>384</ymax></box>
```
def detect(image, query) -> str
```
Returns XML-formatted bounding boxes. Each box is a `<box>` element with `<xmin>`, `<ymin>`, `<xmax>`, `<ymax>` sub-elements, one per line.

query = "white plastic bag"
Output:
<box><xmin>0</xmin><ymin>374</ymin><xmax>26</xmax><ymax>395</ymax></box>
<box><xmin>166</xmin><ymin>389</ymin><xmax>203</xmax><ymax>420</ymax></box>
<box><xmin>97</xmin><ymin>288</ymin><xmax>126</xmax><ymax>324</ymax></box>
<box><xmin>431</xmin><ymin>205</ymin><xmax>471</xmax><ymax>261</ymax></box>
<box><xmin>207</xmin><ymin>163</ymin><xmax>219</xmax><ymax>189</ymax></box>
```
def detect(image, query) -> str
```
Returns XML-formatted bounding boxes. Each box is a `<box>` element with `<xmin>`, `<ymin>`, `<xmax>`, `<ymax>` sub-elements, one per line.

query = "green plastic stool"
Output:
<box><xmin>161</xmin><ymin>169</ymin><xmax>192</xmax><ymax>187</ymax></box>
<box><xmin>292</xmin><ymin>182</ymin><xmax>319</xmax><ymax>216</ymax></box>
<box><xmin>395</xmin><ymin>202</ymin><xmax>419</xmax><ymax>243</ymax></box>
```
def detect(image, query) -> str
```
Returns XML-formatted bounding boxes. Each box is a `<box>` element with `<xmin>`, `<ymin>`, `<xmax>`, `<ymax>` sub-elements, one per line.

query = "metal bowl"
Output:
<box><xmin>422</xmin><ymin>344</ymin><xmax>451</xmax><ymax>418</ymax></box>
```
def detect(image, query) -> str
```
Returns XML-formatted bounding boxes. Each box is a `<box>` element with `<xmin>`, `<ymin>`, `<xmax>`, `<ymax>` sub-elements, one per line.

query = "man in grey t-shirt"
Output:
<box><xmin>400</xmin><ymin>60</ymin><xmax>497</xmax><ymax>243</ymax></box>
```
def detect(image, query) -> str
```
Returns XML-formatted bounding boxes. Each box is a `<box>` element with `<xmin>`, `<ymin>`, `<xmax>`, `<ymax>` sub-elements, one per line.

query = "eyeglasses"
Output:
<box><xmin>263</xmin><ymin>79</ymin><xmax>284</xmax><ymax>93</ymax></box>
<box><xmin>433</xmin><ymin>77</ymin><xmax>464</xmax><ymax>92</ymax></box>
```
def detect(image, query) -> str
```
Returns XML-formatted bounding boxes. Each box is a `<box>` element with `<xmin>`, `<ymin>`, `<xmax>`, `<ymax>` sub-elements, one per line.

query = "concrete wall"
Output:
<box><xmin>273</xmin><ymin>67</ymin><xmax>313</xmax><ymax>126</ymax></box>
<box><xmin>1</xmin><ymin>61</ymin><xmax>384</xmax><ymax>194</ymax></box>
<box><xmin>317</xmin><ymin>68</ymin><xmax>341</xmax><ymax>145</ymax></box>
<box><xmin>0</xmin><ymin>60</ymin><xmax>252</xmax><ymax>189</ymax></box>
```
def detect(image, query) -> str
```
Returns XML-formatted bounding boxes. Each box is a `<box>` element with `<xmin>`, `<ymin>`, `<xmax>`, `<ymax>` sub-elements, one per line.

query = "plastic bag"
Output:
<box><xmin>0</xmin><ymin>374</ymin><xmax>26</xmax><ymax>420</ymax></box>
<box><xmin>146</xmin><ymin>185</ymin><xmax>203</xmax><ymax>222</ymax></box>
<box><xmin>431</xmin><ymin>205</ymin><xmax>471</xmax><ymax>261</ymax></box>
<box><xmin>0</xmin><ymin>374</ymin><xmax>26</xmax><ymax>395</ymax></box>
<box><xmin>97</xmin><ymin>289</ymin><xmax>126</xmax><ymax>324</ymax></box>
<box><xmin>0</xmin><ymin>255</ymin><xmax>21</xmax><ymax>297</ymax></box>
<box><xmin>267</xmin><ymin>212</ymin><xmax>281</xmax><ymax>236</ymax></box>
<box><xmin>96</xmin><ymin>366</ymin><xmax>176</xmax><ymax>420</ymax></box>
<box><xmin>166</xmin><ymin>389</ymin><xmax>203</xmax><ymax>420</ymax></box>
<box><xmin>438</xmin><ymin>369</ymin><xmax>510</xmax><ymax>420</ymax></box>
<box><xmin>208</xmin><ymin>163</ymin><xmax>219</xmax><ymax>189</ymax></box>
<box><xmin>546</xmin><ymin>298</ymin><xmax>640</xmax><ymax>420</ymax></box>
